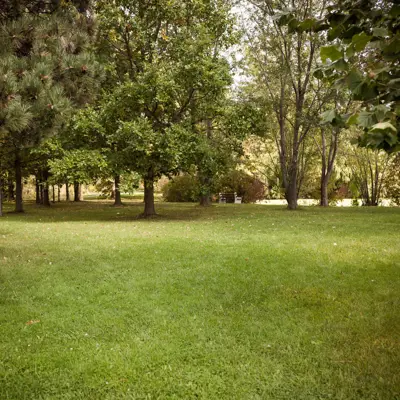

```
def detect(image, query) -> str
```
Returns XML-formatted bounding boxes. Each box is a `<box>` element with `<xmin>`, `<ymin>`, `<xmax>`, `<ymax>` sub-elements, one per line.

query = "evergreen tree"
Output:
<box><xmin>0</xmin><ymin>4</ymin><xmax>102</xmax><ymax>212</ymax></box>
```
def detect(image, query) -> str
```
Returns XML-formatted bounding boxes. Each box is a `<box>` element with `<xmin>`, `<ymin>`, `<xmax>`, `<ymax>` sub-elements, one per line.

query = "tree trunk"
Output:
<box><xmin>371</xmin><ymin>159</ymin><xmax>379</xmax><ymax>206</ymax></box>
<box><xmin>15</xmin><ymin>153</ymin><xmax>23</xmax><ymax>213</ymax></box>
<box><xmin>42</xmin><ymin>170</ymin><xmax>51</xmax><ymax>207</ymax></box>
<box><xmin>143</xmin><ymin>177</ymin><xmax>156</xmax><ymax>217</ymax></box>
<box><xmin>285</xmin><ymin>164</ymin><xmax>298</xmax><ymax>210</ymax></box>
<box><xmin>7</xmin><ymin>179</ymin><xmax>14</xmax><ymax>201</ymax></box>
<box><xmin>74</xmin><ymin>182</ymin><xmax>81</xmax><ymax>202</ymax></box>
<box><xmin>66</xmin><ymin>181</ymin><xmax>70</xmax><ymax>201</ymax></box>
<box><xmin>286</xmin><ymin>182</ymin><xmax>298</xmax><ymax>210</ymax></box>
<box><xmin>52</xmin><ymin>185</ymin><xmax>55</xmax><ymax>203</ymax></box>
<box><xmin>40</xmin><ymin>184</ymin><xmax>44</xmax><ymax>205</ymax></box>
<box><xmin>114</xmin><ymin>175</ymin><xmax>122</xmax><ymax>206</ymax></box>
<box><xmin>320</xmin><ymin>128</ymin><xmax>328</xmax><ymax>207</ymax></box>
<box><xmin>199</xmin><ymin>181</ymin><xmax>212</xmax><ymax>207</ymax></box>
<box><xmin>58</xmin><ymin>185</ymin><xmax>61</xmax><ymax>202</ymax></box>
<box><xmin>199</xmin><ymin>120</ymin><xmax>214</xmax><ymax>207</ymax></box>
<box><xmin>199</xmin><ymin>194</ymin><xmax>211</xmax><ymax>206</ymax></box>
<box><xmin>320</xmin><ymin>175</ymin><xmax>329</xmax><ymax>207</ymax></box>
<box><xmin>35</xmin><ymin>176</ymin><xmax>41</xmax><ymax>204</ymax></box>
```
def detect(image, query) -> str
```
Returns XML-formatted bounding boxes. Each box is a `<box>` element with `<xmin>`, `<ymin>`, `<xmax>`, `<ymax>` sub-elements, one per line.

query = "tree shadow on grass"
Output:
<box><xmin>3</xmin><ymin>200</ymin><xmax>397</xmax><ymax>224</ymax></box>
<box><xmin>0</xmin><ymin>200</ymin><xmax>295</xmax><ymax>224</ymax></box>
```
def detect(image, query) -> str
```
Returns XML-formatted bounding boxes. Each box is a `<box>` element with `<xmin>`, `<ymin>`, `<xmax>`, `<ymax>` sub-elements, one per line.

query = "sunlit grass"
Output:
<box><xmin>0</xmin><ymin>201</ymin><xmax>399</xmax><ymax>399</ymax></box>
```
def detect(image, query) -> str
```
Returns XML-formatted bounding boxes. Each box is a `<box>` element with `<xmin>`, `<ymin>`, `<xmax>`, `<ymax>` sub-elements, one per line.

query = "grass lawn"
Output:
<box><xmin>0</xmin><ymin>201</ymin><xmax>399</xmax><ymax>399</ymax></box>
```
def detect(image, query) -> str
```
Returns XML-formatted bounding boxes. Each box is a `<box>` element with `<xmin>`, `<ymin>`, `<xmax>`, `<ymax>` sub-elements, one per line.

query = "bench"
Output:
<box><xmin>219</xmin><ymin>192</ymin><xmax>242</xmax><ymax>204</ymax></box>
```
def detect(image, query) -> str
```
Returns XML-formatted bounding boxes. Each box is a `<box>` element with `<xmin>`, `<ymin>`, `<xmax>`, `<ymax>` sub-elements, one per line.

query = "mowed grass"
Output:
<box><xmin>0</xmin><ymin>201</ymin><xmax>399</xmax><ymax>400</ymax></box>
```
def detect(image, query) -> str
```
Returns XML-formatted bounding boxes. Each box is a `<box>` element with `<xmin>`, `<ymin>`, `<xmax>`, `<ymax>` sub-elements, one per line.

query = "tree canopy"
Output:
<box><xmin>317</xmin><ymin>0</ymin><xmax>400</xmax><ymax>152</ymax></box>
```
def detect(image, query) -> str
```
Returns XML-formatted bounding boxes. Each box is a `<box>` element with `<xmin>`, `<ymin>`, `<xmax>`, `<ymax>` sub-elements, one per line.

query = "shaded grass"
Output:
<box><xmin>83</xmin><ymin>191</ymin><xmax>161</xmax><ymax>201</ymax></box>
<box><xmin>0</xmin><ymin>201</ymin><xmax>399</xmax><ymax>399</ymax></box>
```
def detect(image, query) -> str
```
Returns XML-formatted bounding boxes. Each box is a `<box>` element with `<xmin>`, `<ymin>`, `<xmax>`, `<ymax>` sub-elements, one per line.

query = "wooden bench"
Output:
<box><xmin>219</xmin><ymin>192</ymin><xmax>242</xmax><ymax>204</ymax></box>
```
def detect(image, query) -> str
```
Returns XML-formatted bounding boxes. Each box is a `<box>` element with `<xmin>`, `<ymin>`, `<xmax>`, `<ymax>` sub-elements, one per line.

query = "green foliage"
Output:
<box><xmin>162</xmin><ymin>169</ymin><xmax>266</xmax><ymax>204</ymax></box>
<box><xmin>162</xmin><ymin>174</ymin><xmax>201</xmax><ymax>202</ymax></box>
<box><xmin>94</xmin><ymin>172</ymin><xmax>140</xmax><ymax>198</ymax></box>
<box><xmin>316</xmin><ymin>0</ymin><xmax>400</xmax><ymax>152</ymax></box>
<box><xmin>49</xmin><ymin>149</ymin><xmax>108</xmax><ymax>184</ymax></box>
<box><xmin>119</xmin><ymin>172</ymin><xmax>140</xmax><ymax>194</ymax></box>
<box><xmin>84</xmin><ymin>0</ymin><xmax>238</xmax><ymax>213</ymax></box>
<box><xmin>345</xmin><ymin>145</ymin><xmax>391</xmax><ymax>206</ymax></box>
<box><xmin>217</xmin><ymin>170</ymin><xmax>266</xmax><ymax>203</ymax></box>
<box><xmin>320</xmin><ymin>46</ymin><xmax>343</xmax><ymax>63</ymax></box>
<box><xmin>320</xmin><ymin>110</ymin><xmax>346</xmax><ymax>128</ymax></box>
<box><xmin>246</xmin><ymin>0</ymin><xmax>336</xmax><ymax>209</ymax></box>
<box><xmin>0</xmin><ymin>0</ymin><xmax>91</xmax><ymax>20</ymax></box>
<box><xmin>384</xmin><ymin>154</ymin><xmax>400</xmax><ymax>205</ymax></box>
<box><xmin>112</xmin><ymin>114</ymin><xmax>196</xmax><ymax>180</ymax></box>
<box><xmin>0</xmin><ymin>5</ymin><xmax>103</xmax><ymax>202</ymax></box>
<box><xmin>0</xmin><ymin>9</ymin><xmax>102</xmax><ymax>142</ymax></box>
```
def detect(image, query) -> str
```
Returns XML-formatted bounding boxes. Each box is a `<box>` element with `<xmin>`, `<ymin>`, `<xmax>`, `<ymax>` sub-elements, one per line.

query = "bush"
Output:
<box><xmin>162</xmin><ymin>170</ymin><xmax>266</xmax><ymax>203</ymax></box>
<box><xmin>216</xmin><ymin>170</ymin><xmax>266</xmax><ymax>203</ymax></box>
<box><xmin>385</xmin><ymin>154</ymin><xmax>400</xmax><ymax>206</ymax></box>
<box><xmin>162</xmin><ymin>175</ymin><xmax>200</xmax><ymax>202</ymax></box>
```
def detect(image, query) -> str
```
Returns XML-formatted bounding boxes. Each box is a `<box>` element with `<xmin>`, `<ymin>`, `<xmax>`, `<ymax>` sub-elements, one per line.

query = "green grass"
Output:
<box><xmin>0</xmin><ymin>201</ymin><xmax>399</xmax><ymax>399</ymax></box>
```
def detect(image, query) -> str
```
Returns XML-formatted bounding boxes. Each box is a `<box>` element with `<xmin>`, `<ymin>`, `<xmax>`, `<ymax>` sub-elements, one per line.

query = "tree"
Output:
<box><xmin>317</xmin><ymin>94</ymin><xmax>352</xmax><ymax>206</ymax></box>
<box><xmin>347</xmin><ymin>146</ymin><xmax>392</xmax><ymax>206</ymax></box>
<box><xmin>193</xmin><ymin>101</ymin><xmax>247</xmax><ymax>207</ymax></box>
<box><xmin>67</xmin><ymin>105</ymin><xmax>133</xmax><ymax>206</ymax></box>
<box><xmin>0</xmin><ymin>5</ymin><xmax>102</xmax><ymax>212</ymax></box>
<box><xmin>92</xmin><ymin>0</ymin><xmax>237</xmax><ymax>216</ymax></box>
<box><xmin>318</xmin><ymin>0</ymin><xmax>400</xmax><ymax>152</ymax></box>
<box><xmin>0</xmin><ymin>0</ymin><xmax>91</xmax><ymax>20</ymax></box>
<box><xmin>48</xmin><ymin>148</ymin><xmax>108</xmax><ymax>200</ymax></box>
<box><xmin>246</xmin><ymin>0</ymin><xmax>331</xmax><ymax>209</ymax></box>
<box><xmin>242</xmin><ymin>135</ymin><xmax>283</xmax><ymax>198</ymax></box>
<box><xmin>318</xmin><ymin>124</ymin><xmax>341</xmax><ymax>206</ymax></box>
<box><xmin>24</xmin><ymin>136</ymin><xmax>74</xmax><ymax>206</ymax></box>
<box><xmin>102</xmin><ymin>93</ymin><xmax>196</xmax><ymax>216</ymax></box>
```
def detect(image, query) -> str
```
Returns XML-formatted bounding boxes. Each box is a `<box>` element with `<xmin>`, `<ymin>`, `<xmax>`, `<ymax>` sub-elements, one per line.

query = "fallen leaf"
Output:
<box><xmin>26</xmin><ymin>319</ymin><xmax>40</xmax><ymax>325</ymax></box>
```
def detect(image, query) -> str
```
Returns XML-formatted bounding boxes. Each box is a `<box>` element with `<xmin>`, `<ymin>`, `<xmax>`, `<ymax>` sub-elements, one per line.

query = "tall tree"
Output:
<box><xmin>92</xmin><ymin>0</ymin><xmax>237</xmax><ymax>216</ymax></box>
<box><xmin>48</xmin><ymin>147</ymin><xmax>108</xmax><ymax>200</ymax></box>
<box><xmin>0</xmin><ymin>5</ymin><xmax>102</xmax><ymax>212</ymax></box>
<box><xmin>317</xmin><ymin>93</ymin><xmax>352</xmax><ymax>206</ymax></box>
<box><xmin>193</xmin><ymin>101</ymin><xmax>247</xmax><ymax>207</ymax></box>
<box><xmin>247</xmin><ymin>0</ymin><xmax>330</xmax><ymax>209</ymax></box>
<box><xmin>65</xmin><ymin>106</ymin><xmax>128</xmax><ymax>206</ymax></box>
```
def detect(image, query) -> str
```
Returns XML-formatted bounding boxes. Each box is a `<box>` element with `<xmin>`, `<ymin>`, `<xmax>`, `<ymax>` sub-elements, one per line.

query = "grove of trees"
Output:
<box><xmin>0</xmin><ymin>0</ymin><xmax>399</xmax><ymax>216</ymax></box>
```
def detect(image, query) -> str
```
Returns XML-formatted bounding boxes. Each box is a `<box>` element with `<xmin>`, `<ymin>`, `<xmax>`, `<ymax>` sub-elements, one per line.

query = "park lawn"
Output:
<box><xmin>0</xmin><ymin>201</ymin><xmax>399</xmax><ymax>400</ymax></box>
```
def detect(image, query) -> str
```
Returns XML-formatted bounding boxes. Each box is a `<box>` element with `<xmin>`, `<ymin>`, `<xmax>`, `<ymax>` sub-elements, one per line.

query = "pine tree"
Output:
<box><xmin>0</xmin><ymin>4</ymin><xmax>102</xmax><ymax>212</ymax></box>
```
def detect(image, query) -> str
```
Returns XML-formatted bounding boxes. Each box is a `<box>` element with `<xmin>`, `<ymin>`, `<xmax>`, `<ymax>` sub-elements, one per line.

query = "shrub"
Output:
<box><xmin>385</xmin><ymin>154</ymin><xmax>400</xmax><ymax>206</ymax></box>
<box><xmin>162</xmin><ymin>175</ymin><xmax>200</xmax><ymax>202</ymax></box>
<box><xmin>216</xmin><ymin>170</ymin><xmax>266</xmax><ymax>203</ymax></box>
<box><xmin>162</xmin><ymin>170</ymin><xmax>266</xmax><ymax>203</ymax></box>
